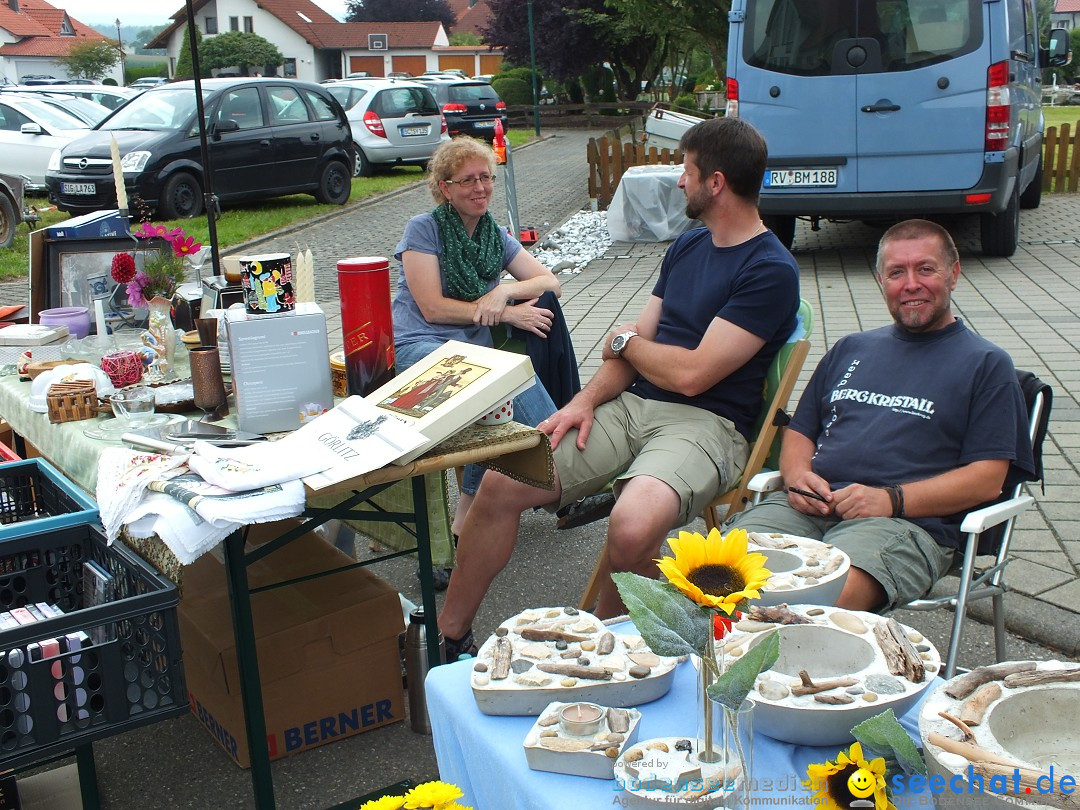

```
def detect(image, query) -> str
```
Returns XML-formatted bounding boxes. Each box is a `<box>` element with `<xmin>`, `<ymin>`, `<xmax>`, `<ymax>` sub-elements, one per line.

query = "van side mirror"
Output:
<box><xmin>1044</xmin><ymin>28</ymin><xmax>1072</xmax><ymax>69</ymax></box>
<box><xmin>213</xmin><ymin>119</ymin><xmax>240</xmax><ymax>137</ymax></box>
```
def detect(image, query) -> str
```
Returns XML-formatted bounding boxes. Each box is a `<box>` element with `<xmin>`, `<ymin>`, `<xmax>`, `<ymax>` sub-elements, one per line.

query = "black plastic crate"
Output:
<box><xmin>0</xmin><ymin>522</ymin><xmax>185</xmax><ymax>769</ymax></box>
<box><xmin>0</xmin><ymin>459</ymin><xmax>99</xmax><ymax>540</ymax></box>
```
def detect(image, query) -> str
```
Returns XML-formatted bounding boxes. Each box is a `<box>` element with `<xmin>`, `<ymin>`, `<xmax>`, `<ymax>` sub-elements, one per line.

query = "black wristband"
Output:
<box><xmin>884</xmin><ymin>485</ymin><xmax>899</xmax><ymax>517</ymax></box>
<box><xmin>895</xmin><ymin>484</ymin><xmax>905</xmax><ymax>518</ymax></box>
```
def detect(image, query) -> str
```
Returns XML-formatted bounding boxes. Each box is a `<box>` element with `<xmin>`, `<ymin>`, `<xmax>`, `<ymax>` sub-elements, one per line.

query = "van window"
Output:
<box><xmin>744</xmin><ymin>0</ymin><xmax>982</xmax><ymax>75</ymax></box>
<box><xmin>373</xmin><ymin>87</ymin><xmax>439</xmax><ymax>117</ymax></box>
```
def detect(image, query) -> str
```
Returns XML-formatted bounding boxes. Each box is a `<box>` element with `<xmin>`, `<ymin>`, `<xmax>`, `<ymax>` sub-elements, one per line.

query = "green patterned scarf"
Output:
<box><xmin>432</xmin><ymin>203</ymin><xmax>504</xmax><ymax>301</ymax></box>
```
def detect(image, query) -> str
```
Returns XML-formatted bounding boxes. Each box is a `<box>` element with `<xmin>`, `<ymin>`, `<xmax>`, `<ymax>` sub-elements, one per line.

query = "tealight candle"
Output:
<box><xmin>110</xmin><ymin>135</ymin><xmax>128</xmax><ymax>212</ymax></box>
<box><xmin>559</xmin><ymin>702</ymin><xmax>605</xmax><ymax>736</ymax></box>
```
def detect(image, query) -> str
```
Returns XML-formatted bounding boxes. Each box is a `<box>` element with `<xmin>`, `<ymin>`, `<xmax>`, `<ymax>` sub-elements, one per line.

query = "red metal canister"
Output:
<box><xmin>337</xmin><ymin>256</ymin><xmax>396</xmax><ymax>396</ymax></box>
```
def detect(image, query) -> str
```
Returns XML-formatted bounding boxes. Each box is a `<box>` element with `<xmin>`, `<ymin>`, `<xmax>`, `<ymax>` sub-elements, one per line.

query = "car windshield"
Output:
<box><xmin>12</xmin><ymin>96</ymin><xmax>89</xmax><ymax>129</ymax></box>
<box><xmin>99</xmin><ymin>87</ymin><xmax>206</xmax><ymax>131</ymax></box>
<box><xmin>41</xmin><ymin>95</ymin><xmax>110</xmax><ymax>124</ymax></box>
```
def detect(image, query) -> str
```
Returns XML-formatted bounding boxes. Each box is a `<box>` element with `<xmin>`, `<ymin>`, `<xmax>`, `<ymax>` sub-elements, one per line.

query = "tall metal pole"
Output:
<box><xmin>527</xmin><ymin>0</ymin><xmax>541</xmax><ymax>136</ymax></box>
<box><xmin>115</xmin><ymin>19</ymin><xmax>125</xmax><ymax>86</ymax></box>
<box><xmin>185</xmin><ymin>3</ymin><xmax>221</xmax><ymax>277</ymax></box>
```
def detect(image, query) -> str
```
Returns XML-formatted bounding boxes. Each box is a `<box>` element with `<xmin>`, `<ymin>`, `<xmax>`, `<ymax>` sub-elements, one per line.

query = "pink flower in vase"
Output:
<box><xmin>135</xmin><ymin>222</ymin><xmax>182</xmax><ymax>240</ymax></box>
<box><xmin>170</xmin><ymin>233</ymin><xmax>203</xmax><ymax>257</ymax></box>
<box><xmin>127</xmin><ymin>272</ymin><xmax>150</xmax><ymax>309</ymax></box>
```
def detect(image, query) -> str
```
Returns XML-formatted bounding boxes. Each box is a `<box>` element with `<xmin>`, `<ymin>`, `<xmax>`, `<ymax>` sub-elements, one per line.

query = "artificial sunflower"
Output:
<box><xmin>358</xmin><ymin>796</ymin><xmax>405</xmax><ymax>810</ymax></box>
<box><xmin>402</xmin><ymin>781</ymin><xmax>464</xmax><ymax>809</ymax></box>
<box><xmin>655</xmin><ymin>528</ymin><xmax>770</xmax><ymax>615</ymax></box>
<box><xmin>804</xmin><ymin>742</ymin><xmax>896</xmax><ymax>810</ymax></box>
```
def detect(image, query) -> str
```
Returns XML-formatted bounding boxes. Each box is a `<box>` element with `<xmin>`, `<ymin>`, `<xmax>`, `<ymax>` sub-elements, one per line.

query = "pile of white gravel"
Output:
<box><xmin>531</xmin><ymin>210</ymin><xmax>612</xmax><ymax>275</ymax></box>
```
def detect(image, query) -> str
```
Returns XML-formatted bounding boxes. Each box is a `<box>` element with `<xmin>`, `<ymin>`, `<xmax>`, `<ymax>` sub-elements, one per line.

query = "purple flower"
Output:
<box><xmin>127</xmin><ymin>272</ymin><xmax>150</xmax><ymax>309</ymax></box>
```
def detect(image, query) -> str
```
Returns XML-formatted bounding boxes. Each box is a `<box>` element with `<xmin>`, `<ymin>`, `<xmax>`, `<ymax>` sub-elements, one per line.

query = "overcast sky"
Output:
<box><xmin>49</xmin><ymin>0</ymin><xmax>348</xmax><ymax>27</ymax></box>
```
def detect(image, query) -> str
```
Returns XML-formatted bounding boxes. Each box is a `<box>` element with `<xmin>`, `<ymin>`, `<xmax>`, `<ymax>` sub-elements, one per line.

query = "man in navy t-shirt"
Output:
<box><xmin>735</xmin><ymin>219</ymin><xmax>1035</xmax><ymax>612</ymax></box>
<box><xmin>438</xmin><ymin>117</ymin><xmax>801</xmax><ymax>658</ymax></box>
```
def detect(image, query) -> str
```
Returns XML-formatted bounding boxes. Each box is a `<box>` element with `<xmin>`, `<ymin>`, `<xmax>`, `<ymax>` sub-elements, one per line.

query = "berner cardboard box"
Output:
<box><xmin>179</xmin><ymin>521</ymin><xmax>405</xmax><ymax>768</ymax></box>
<box><xmin>226</xmin><ymin>302</ymin><xmax>334</xmax><ymax>434</ymax></box>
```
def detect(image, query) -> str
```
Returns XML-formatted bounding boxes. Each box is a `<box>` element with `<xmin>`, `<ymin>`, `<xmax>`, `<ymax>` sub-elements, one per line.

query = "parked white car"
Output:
<box><xmin>0</xmin><ymin>94</ymin><xmax>89</xmax><ymax>189</ymax></box>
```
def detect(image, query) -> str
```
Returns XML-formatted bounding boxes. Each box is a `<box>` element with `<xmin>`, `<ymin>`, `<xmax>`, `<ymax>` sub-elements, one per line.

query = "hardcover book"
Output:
<box><xmin>364</xmin><ymin>340</ymin><xmax>535</xmax><ymax>466</ymax></box>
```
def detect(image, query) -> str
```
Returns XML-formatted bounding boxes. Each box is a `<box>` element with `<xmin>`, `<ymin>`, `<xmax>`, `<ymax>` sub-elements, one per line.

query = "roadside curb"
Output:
<box><xmin>229</xmin><ymin>132</ymin><xmax>560</xmax><ymax>255</ymax></box>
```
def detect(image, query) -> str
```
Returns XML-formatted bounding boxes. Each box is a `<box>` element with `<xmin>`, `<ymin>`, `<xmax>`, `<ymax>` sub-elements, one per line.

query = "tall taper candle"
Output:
<box><xmin>94</xmin><ymin>298</ymin><xmax>108</xmax><ymax>336</ymax></box>
<box><xmin>110</xmin><ymin>135</ymin><xmax>128</xmax><ymax>212</ymax></box>
<box><xmin>295</xmin><ymin>248</ymin><xmax>315</xmax><ymax>303</ymax></box>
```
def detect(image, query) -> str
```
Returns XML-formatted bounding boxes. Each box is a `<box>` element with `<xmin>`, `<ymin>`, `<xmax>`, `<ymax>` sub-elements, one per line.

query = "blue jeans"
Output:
<box><xmin>395</xmin><ymin>339</ymin><xmax>557</xmax><ymax>495</ymax></box>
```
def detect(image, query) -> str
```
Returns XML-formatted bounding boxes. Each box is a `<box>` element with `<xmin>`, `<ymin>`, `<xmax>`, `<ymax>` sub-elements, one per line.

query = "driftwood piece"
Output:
<box><xmin>814</xmin><ymin>694</ymin><xmax>855</xmax><ymax>705</ymax></box>
<box><xmin>926</xmin><ymin>732</ymin><xmax>1020</xmax><ymax>768</ymax></box>
<box><xmin>519</xmin><ymin>628</ymin><xmax>589</xmax><ymax>643</ymax></box>
<box><xmin>747</xmin><ymin>532</ymin><xmax>794</xmax><ymax>549</ymax></box>
<box><xmin>938</xmin><ymin>711</ymin><xmax>975</xmax><ymax>741</ymax></box>
<box><xmin>597</xmin><ymin>632</ymin><xmax>615</xmax><ymax>655</ymax></box>
<box><xmin>959</xmin><ymin>683</ymin><xmax>1001</xmax><ymax>727</ymax></box>
<box><xmin>538</xmin><ymin>737</ymin><xmax>592</xmax><ymax>752</ymax></box>
<box><xmin>491</xmin><ymin>636</ymin><xmax>512</xmax><ymax>680</ymax></box>
<box><xmin>1003</xmin><ymin>667</ymin><xmax>1080</xmax><ymax>689</ymax></box>
<box><xmin>746</xmin><ymin>604</ymin><xmax>812</xmax><ymax>625</ymax></box>
<box><xmin>791</xmin><ymin>670</ymin><xmax>858</xmax><ymax>696</ymax></box>
<box><xmin>607</xmin><ymin>708</ymin><xmax>630</xmax><ymax>734</ymax></box>
<box><xmin>873</xmin><ymin>618</ymin><xmax>925</xmax><ymax>682</ymax></box>
<box><xmin>537</xmin><ymin>662</ymin><xmax>613</xmax><ymax>681</ymax></box>
<box><xmin>943</xmin><ymin>661</ymin><xmax>1036</xmax><ymax>699</ymax></box>
<box><xmin>792</xmin><ymin>556</ymin><xmax>845</xmax><ymax>578</ymax></box>
<box><xmin>970</xmin><ymin>763</ymin><xmax>1080</xmax><ymax>809</ymax></box>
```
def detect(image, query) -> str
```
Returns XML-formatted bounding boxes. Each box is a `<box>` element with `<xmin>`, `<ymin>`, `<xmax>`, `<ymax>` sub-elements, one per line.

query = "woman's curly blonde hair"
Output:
<box><xmin>427</xmin><ymin>137</ymin><xmax>496</xmax><ymax>204</ymax></box>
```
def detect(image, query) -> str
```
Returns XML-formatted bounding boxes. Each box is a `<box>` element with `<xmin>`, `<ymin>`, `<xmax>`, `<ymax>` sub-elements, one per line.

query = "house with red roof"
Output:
<box><xmin>1053</xmin><ymin>0</ymin><xmax>1080</xmax><ymax>29</ymax></box>
<box><xmin>0</xmin><ymin>0</ymin><xmax>119</xmax><ymax>85</ymax></box>
<box><xmin>147</xmin><ymin>0</ymin><xmax>503</xmax><ymax>83</ymax></box>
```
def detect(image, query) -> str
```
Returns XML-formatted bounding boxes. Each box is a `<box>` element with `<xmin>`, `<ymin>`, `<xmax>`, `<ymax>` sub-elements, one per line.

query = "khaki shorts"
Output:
<box><xmin>731</xmin><ymin>493</ymin><xmax>955</xmax><ymax>610</ymax></box>
<box><xmin>553</xmin><ymin>393</ymin><xmax>748</xmax><ymax>525</ymax></box>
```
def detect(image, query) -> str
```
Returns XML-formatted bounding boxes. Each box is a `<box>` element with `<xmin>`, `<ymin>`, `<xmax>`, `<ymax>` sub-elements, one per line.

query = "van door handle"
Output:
<box><xmin>310</xmin><ymin>133</ymin><xmax>320</xmax><ymax>142</ymax></box>
<box><xmin>259</xmin><ymin>139</ymin><xmax>270</xmax><ymax>148</ymax></box>
<box><xmin>861</xmin><ymin>104</ymin><xmax>901</xmax><ymax>112</ymax></box>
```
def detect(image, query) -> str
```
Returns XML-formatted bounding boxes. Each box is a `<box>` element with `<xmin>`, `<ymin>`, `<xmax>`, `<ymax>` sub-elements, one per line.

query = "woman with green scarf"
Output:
<box><xmin>393</xmin><ymin>138</ymin><xmax>562</xmax><ymax>569</ymax></box>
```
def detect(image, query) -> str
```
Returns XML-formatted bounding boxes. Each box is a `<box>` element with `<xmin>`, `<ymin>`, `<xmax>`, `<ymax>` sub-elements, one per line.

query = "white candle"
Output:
<box><xmin>94</xmin><ymin>298</ymin><xmax>108</xmax><ymax>336</ymax></box>
<box><xmin>110</xmin><ymin>135</ymin><xmax>128</xmax><ymax>212</ymax></box>
<box><xmin>295</xmin><ymin>249</ymin><xmax>315</xmax><ymax>303</ymax></box>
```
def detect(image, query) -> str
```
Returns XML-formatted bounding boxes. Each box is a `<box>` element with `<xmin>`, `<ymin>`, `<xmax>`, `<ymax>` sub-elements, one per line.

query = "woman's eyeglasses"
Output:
<box><xmin>444</xmin><ymin>173</ymin><xmax>497</xmax><ymax>187</ymax></box>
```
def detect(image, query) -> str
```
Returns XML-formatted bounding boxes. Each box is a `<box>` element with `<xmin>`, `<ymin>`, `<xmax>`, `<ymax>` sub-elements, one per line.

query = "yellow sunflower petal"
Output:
<box><xmin>402</xmin><ymin>781</ymin><xmax>463</xmax><ymax>809</ymax></box>
<box><xmin>359</xmin><ymin>797</ymin><xmax>406</xmax><ymax>810</ymax></box>
<box><xmin>804</xmin><ymin>759</ymin><xmax>847</xmax><ymax>810</ymax></box>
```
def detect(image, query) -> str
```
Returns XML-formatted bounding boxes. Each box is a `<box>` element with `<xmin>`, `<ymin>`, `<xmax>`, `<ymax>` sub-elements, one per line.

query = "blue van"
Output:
<box><xmin>725</xmin><ymin>0</ymin><xmax>1070</xmax><ymax>256</ymax></box>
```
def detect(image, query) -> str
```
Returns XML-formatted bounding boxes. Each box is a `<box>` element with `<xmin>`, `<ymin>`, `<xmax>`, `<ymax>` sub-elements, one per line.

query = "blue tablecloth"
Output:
<box><xmin>428</xmin><ymin>630</ymin><xmax>940</xmax><ymax>809</ymax></box>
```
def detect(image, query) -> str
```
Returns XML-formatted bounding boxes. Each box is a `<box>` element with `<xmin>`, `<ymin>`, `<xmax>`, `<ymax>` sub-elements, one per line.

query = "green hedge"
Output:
<box><xmin>492</xmin><ymin>76</ymin><xmax>532</xmax><ymax>106</ymax></box>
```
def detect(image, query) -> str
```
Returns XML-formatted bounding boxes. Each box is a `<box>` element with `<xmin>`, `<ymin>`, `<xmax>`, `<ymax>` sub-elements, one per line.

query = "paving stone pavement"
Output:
<box><xmin>9</xmin><ymin>136</ymin><xmax>1080</xmax><ymax>807</ymax></box>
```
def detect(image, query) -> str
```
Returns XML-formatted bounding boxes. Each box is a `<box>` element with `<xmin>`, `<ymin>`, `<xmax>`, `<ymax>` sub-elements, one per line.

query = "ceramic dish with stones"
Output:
<box><xmin>613</xmin><ymin>736</ymin><xmax>745</xmax><ymax>808</ymax></box>
<box><xmin>919</xmin><ymin>660</ymin><xmax>1080</xmax><ymax>809</ymax></box>
<box><xmin>524</xmin><ymin>701</ymin><xmax>642</xmax><ymax>779</ymax></box>
<box><xmin>720</xmin><ymin>604</ymin><xmax>940</xmax><ymax>745</ymax></box>
<box><xmin>747</xmin><ymin>532</ymin><xmax>850</xmax><ymax>607</ymax></box>
<box><xmin>471</xmin><ymin>607</ymin><xmax>682</xmax><ymax>716</ymax></box>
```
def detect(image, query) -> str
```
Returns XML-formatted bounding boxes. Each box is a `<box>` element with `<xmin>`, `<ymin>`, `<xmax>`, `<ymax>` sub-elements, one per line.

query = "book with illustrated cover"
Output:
<box><xmin>363</xmin><ymin>340</ymin><xmax>535</xmax><ymax>466</ymax></box>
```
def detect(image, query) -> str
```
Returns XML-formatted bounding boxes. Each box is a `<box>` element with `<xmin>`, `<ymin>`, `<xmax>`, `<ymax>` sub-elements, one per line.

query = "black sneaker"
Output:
<box><xmin>444</xmin><ymin>629</ymin><xmax>477</xmax><ymax>663</ymax></box>
<box><xmin>556</xmin><ymin>492</ymin><xmax>616</xmax><ymax>530</ymax></box>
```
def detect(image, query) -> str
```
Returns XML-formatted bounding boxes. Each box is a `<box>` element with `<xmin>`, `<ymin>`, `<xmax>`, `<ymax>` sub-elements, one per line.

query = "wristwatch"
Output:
<box><xmin>610</xmin><ymin>330</ymin><xmax>638</xmax><ymax>356</ymax></box>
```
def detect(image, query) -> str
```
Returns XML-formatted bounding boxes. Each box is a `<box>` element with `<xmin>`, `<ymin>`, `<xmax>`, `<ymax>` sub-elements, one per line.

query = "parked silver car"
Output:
<box><xmin>325</xmin><ymin>79</ymin><xmax>448</xmax><ymax>176</ymax></box>
<box><xmin>12</xmin><ymin>84</ymin><xmax>141</xmax><ymax>111</ymax></box>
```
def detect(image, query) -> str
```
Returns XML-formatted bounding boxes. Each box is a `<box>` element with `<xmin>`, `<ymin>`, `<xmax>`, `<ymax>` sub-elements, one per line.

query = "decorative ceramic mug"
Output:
<box><xmin>477</xmin><ymin>400</ymin><xmax>514</xmax><ymax>426</ymax></box>
<box><xmin>100</xmin><ymin>350</ymin><xmax>144</xmax><ymax>388</ymax></box>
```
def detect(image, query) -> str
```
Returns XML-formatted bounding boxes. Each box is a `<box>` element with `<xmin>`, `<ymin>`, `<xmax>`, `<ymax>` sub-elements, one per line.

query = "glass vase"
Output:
<box><xmin>696</xmin><ymin>635</ymin><xmax>755</xmax><ymax>804</ymax></box>
<box><xmin>143</xmin><ymin>295</ymin><xmax>177</xmax><ymax>383</ymax></box>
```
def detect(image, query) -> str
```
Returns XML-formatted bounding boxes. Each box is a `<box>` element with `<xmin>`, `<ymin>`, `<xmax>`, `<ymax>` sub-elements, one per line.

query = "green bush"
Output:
<box><xmin>491</xmin><ymin>76</ymin><xmax>532</xmax><ymax>106</ymax></box>
<box><xmin>674</xmin><ymin>93</ymin><xmax>698</xmax><ymax>110</ymax></box>
<box><xmin>126</xmin><ymin>64</ymin><xmax>168</xmax><ymax>83</ymax></box>
<box><xmin>496</xmin><ymin>66</ymin><xmax>541</xmax><ymax>88</ymax></box>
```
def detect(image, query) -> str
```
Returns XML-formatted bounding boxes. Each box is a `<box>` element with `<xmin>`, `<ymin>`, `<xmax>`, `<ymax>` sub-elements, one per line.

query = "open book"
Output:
<box><xmin>365</xmin><ymin>340</ymin><xmax>535</xmax><ymax>465</ymax></box>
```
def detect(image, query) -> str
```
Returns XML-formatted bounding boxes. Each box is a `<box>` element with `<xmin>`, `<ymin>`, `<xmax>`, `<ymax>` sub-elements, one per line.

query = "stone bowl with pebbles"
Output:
<box><xmin>747</xmin><ymin>532</ymin><xmax>850</xmax><ymax>608</ymax></box>
<box><xmin>524</xmin><ymin>702</ymin><xmax>642</xmax><ymax>779</ymax></box>
<box><xmin>471</xmin><ymin>607</ymin><xmax>683</xmax><ymax>716</ymax></box>
<box><xmin>718</xmin><ymin>604</ymin><xmax>940</xmax><ymax>746</ymax></box>
<box><xmin>920</xmin><ymin>660</ymin><xmax>1080</xmax><ymax>809</ymax></box>
<box><xmin>613</xmin><ymin>737</ymin><xmax>744</xmax><ymax>808</ymax></box>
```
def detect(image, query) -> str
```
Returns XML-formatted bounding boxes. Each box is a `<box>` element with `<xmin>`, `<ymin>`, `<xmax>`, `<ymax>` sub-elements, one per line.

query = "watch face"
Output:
<box><xmin>612</xmin><ymin>335</ymin><xmax>625</xmax><ymax>353</ymax></box>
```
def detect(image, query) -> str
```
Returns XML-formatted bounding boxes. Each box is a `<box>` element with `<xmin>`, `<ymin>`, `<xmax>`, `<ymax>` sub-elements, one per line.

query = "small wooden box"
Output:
<box><xmin>46</xmin><ymin>380</ymin><xmax>98</xmax><ymax>424</ymax></box>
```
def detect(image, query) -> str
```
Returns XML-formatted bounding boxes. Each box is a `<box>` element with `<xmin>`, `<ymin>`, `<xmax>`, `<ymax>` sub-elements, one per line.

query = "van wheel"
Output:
<box><xmin>763</xmin><ymin>215</ymin><xmax>796</xmax><ymax>249</ymax></box>
<box><xmin>353</xmin><ymin>146</ymin><xmax>371</xmax><ymax>178</ymax></box>
<box><xmin>980</xmin><ymin>184</ymin><xmax>1019</xmax><ymax>257</ymax></box>
<box><xmin>1019</xmin><ymin>154</ymin><xmax>1043</xmax><ymax>210</ymax></box>
<box><xmin>0</xmin><ymin>194</ymin><xmax>15</xmax><ymax>249</ymax></box>
<box><xmin>159</xmin><ymin>172</ymin><xmax>203</xmax><ymax>219</ymax></box>
<box><xmin>315</xmin><ymin>160</ymin><xmax>351</xmax><ymax>205</ymax></box>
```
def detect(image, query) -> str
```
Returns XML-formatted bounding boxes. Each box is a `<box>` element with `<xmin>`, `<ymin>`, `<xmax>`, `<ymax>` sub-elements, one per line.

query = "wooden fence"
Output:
<box><xmin>587</xmin><ymin>134</ymin><xmax>683</xmax><ymax>209</ymax></box>
<box><xmin>587</xmin><ymin>122</ymin><xmax>1080</xmax><ymax>209</ymax></box>
<box><xmin>1043</xmin><ymin>123</ymin><xmax>1080</xmax><ymax>192</ymax></box>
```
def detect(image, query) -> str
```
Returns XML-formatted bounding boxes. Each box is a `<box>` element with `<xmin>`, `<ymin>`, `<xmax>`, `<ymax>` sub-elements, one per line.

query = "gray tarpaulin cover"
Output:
<box><xmin>607</xmin><ymin>164</ymin><xmax>696</xmax><ymax>243</ymax></box>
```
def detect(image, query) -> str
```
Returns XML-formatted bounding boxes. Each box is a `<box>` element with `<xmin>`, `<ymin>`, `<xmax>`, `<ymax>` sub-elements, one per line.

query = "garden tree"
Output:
<box><xmin>450</xmin><ymin>31</ymin><xmax>482</xmax><ymax>46</ymax></box>
<box><xmin>200</xmin><ymin>32</ymin><xmax>284</xmax><ymax>74</ymax></box>
<box><xmin>174</xmin><ymin>24</ymin><xmax>207</xmax><ymax>79</ymax></box>
<box><xmin>607</xmin><ymin>0</ymin><xmax>729</xmax><ymax>81</ymax></box>
<box><xmin>58</xmin><ymin>39</ymin><xmax>120</xmax><ymax>80</ymax></box>
<box><xmin>483</xmin><ymin>0</ymin><xmax>668</xmax><ymax>100</ymax></box>
<box><xmin>135</xmin><ymin>26</ymin><xmax>168</xmax><ymax>53</ymax></box>
<box><xmin>347</xmin><ymin>0</ymin><xmax>456</xmax><ymax>33</ymax></box>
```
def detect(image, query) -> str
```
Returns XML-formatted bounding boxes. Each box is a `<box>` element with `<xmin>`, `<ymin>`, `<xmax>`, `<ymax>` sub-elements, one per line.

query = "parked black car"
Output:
<box><xmin>421</xmin><ymin>80</ymin><xmax>507</xmax><ymax>139</ymax></box>
<box><xmin>46</xmin><ymin>78</ymin><xmax>354</xmax><ymax>219</ymax></box>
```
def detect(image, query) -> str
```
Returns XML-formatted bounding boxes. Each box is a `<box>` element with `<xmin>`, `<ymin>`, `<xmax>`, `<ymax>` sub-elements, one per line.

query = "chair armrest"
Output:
<box><xmin>748</xmin><ymin>470</ymin><xmax>783</xmax><ymax>493</ymax></box>
<box><xmin>959</xmin><ymin>494</ymin><xmax>1034</xmax><ymax>534</ymax></box>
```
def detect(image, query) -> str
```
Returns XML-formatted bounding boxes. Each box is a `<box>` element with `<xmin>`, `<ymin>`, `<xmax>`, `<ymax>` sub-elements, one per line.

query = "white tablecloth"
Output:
<box><xmin>607</xmin><ymin>164</ymin><xmax>695</xmax><ymax>243</ymax></box>
<box><xmin>428</xmin><ymin>629</ymin><xmax>939</xmax><ymax>809</ymax></box>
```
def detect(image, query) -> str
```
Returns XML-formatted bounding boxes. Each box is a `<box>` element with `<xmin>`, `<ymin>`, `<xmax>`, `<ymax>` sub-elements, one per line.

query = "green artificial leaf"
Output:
<box><xmin>850</xmin><ymin>709</ymin><xmax>927</xmax><ymax>776</ymax></box>
<box><xmin>611</xmin><ymin>572</ymin><xmax>709</xmax><ymax>658</ymax></box>
<box><xmin>707</xmin><ymin>630</ymin><xmax>780</xmax><ymax>711</ymax></box>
